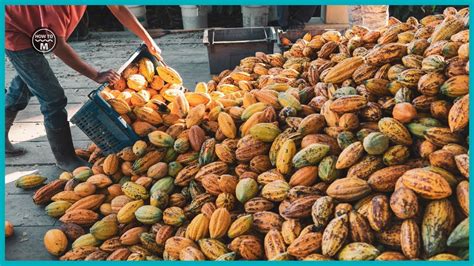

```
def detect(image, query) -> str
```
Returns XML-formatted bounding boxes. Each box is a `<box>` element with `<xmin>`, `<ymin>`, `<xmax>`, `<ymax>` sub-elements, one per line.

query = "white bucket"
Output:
<box><xmin>241</xmin><ymin>5</ymin><xmax>269</xmax><ymax>27</ymax></box>
<box><xmin>180</xmin><ymin>5</ymin><xmax>208</xmax><ymax>29</ymax></box>
<box><xmin>128</xmin><ymin>5</ymin><xmax>148</xmax><ymax>27</ymax></box>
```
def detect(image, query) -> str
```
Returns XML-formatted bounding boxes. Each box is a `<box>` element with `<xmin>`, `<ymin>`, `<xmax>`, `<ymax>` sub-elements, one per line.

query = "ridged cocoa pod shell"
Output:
<box><xmin>322</xmin><ymin>214</ymin><xmax>349</xmax><ymax>257</ymax></box>
<box><xmin>84</xmin><ymin>250</ymin><xmax>109</xmax><ymax>261</ymax></box>
<box><xmin>347</xmin><ymin>155</ymin><xmax>384</xmax><ymax>180</ymax></box>
<box><xmin>235</xmin><ymin>135</ymin><xmax>270</xmax><ymax>162</ymax></box>
<box><xmin>100</xmin><ymin>237</ymin><xmax>122</xmax><ymax>252</ymax></box>
<box><xmin>188</xmin><ymin>125</ymin><xmax>206</xmax><ymax>151</ymax></box>
<box><xmin>59</xmin><ymin>223</ymin><xmax>86</xmax><ymax>242</ymax></box>
<box><xmin>389</xmin><ymin>187</ymin><xmax>419</xmax><ymax>219</ymax></box>
<box><xmin>400</xmin><ymin>219</ymin><xmax>421</xmax><ymax>259</ymax></box>
<box><xmin>253</xmin><ymin>211</ymin><xmax>283</xmax><ymax>233</ymax></box>
<box><xmin>367</xmin><ymin>195</ymin><xmax>391</xmax><ymax>232</ymax></box>
<box><xmin>367</xmin><ymin>165</ymin><xmax>411</xmax><ymax>192</ymax></box>
<box><xmin>282</xmin><ymin>195</ymin><xmax>320</xmax><ymax>218</ymax></box>
<box><xmin>59</xmin><ymin>246</ymin><xmax>98</xmax><ymax>261</ymax></box>
<box><xmin>400</xmin><ymin>168</ymin><xmax>452</xmax><ymax>199</ymax></box>
<box><xmin>287</xmin><ymin>232</ymin><xmax>323</xmax><ymax>258</ymax></box>
<box><xmin>264</xmin><ymin>229</ymin><xmax>286</xmax><ymax>260</ymax></box>
<box><xmin>106</xmin><ymin>248</ymin><xmax>130</xmax><ymax>261</ymax></box>
<box><xmin>375</xmin><ymin>251</ymin><xmax>407</xmax><ymax>260</ymax></box>
<box><xmin>326</xmin><ymin>177</ymin><xmax>371</xmax><ymax>201</ymax></box>
<box><xmin>456</xmin><ymin>180</ymin><xmax>469</xmax><ymax>216</ymax></box>
<box><xmin>244</xmin><ymin>197</ymin><xmax>274</xmax><ymax>213</ymax></box>
<box><xmin>239</xmin><ymin>238</ymin><xmax>263</xmax><ymax>260</ymax></box>
<box><xmin>59</xmin><ymin>209</ymin><xmax>99</xmax><ymax>226</ymax></box>
<box><xmin>454</xmin><ymin>154</ymin><xmax>469</xmax><ymax>179</ymax></box>
<box><xmin>375</xmin><ymin>222</ymin><xmax>401</xmax><ymax>248</ymax></box>
<box><xmin>33</xmin><ymin>179</ymin><xmax>67</xmax><ymax>205</ymax></box>
<box><xmin>422</xmin><ymin>199</ymin><xmax>456</xmax><ymax>257</ymax></box>
<box><xmin>349</xmin><ymin>211</ymin><xmax>374</xmax><ymax>244</ymax></box>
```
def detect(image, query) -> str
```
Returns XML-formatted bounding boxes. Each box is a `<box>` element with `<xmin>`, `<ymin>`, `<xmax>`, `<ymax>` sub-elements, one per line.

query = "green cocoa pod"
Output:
<box><xmin>363</xmin><ymin>132</ymin><xmax>390</xmax><ymax>155</ymax></box>
<box><xmin>337</xmin><ymin>131</ymin><xmax>357</xmax><ymax>150</ymax></box>
<box><xmin>319</xmin><ymin>156</ymin><xmax>343</xmax><ymax>182</ymax></box>
<box><xmin>150</xmin><ymin>177</ymin><xmax>175</xmax><ymax>194</ymax></box>
<box><xmin>236</xmin><ymin>178</ymin><xmax>258</xmax><ymax>203</ymax></box>
<box><xmin>383</xmin><ymin>145</ymin><xmax>410</xmax><ymax>165</ymax></box>
<box><xmin>447</xmin><ymin>218</ymin><xmax>469</xmax><ymax>248</ymax></box>
<box><xmin>292</xmin><ymin>144</ymin><xmax>330</xmax><ymax>169</ymax></box>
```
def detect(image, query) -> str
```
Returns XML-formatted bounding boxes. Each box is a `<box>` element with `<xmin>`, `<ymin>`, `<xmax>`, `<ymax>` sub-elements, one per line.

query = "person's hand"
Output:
<box><xmin>145</xmin><ymin>39</ymin><xmax>162</xmax><ymax>61</ymax></box>
<box><xmin>94</xmin><ymin>69</ymin><xmax>120</xmax><ymax>84</ymax></box>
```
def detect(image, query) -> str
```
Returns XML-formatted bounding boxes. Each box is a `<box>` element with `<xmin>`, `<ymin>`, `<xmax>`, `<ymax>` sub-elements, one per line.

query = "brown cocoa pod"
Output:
<box><xmin>33</xmin><ymin>179</ymin><xmax>67</xmax><ymax>205</ymax></box>
<box><xmin>390</xmin><ymin>187</ymin><xmax>419</xmax><ymax>219</ymax></box>
<box><xmin>400</xmin><ymin>219</ymin><xmax>421</xmax><ymax>259</ymax></box>
<box><xmin>59</xmin><ymin>223</ymin><xmax>86</xmax><ymax>242</ymax></box>
<box><xmin>367</xmin><ymin>195</ymin><xmax>391</xmax><ymax>232</ymax></box>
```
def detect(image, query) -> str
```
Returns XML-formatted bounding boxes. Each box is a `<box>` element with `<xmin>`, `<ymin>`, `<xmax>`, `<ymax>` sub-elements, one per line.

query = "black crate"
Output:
<box><xmin>203</xmin><ymin>27</ymin><xmax>277</xmax><ymax>74</ymax></box>
<box><xmin>70</xmin><ymin>44</ymin><xmax>160</xmax><ymax>155</ymax></box>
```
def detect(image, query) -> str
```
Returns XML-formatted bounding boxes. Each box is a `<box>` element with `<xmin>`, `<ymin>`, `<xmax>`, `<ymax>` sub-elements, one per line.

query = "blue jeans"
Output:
<box><xmin>5</xmin><ymin>49</ymin><xmax>69</xmax><ymax>129</ymax></box>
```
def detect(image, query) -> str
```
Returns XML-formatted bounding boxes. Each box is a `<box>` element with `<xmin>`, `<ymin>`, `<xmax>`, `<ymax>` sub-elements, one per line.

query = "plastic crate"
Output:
<box><xmin>71</xmin><ymin>44</ymin><xmax>159</xmax><ymax>155</ymax></box>
<box><xmin>203</xmin><ymin>27</ymin><xmax>277</xmax><ymax>74</ymax></box>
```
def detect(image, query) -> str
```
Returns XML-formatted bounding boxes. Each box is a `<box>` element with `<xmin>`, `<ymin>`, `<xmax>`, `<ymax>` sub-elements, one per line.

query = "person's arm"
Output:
<box><xmin>107</xmin><ymin>5</ymin><xmax>161</xmax><ymax>58</ymax></box>
<box><xmin>53</xmin><ymin>37</ymin><xmax>120</xmax><ymax>84</ymax></box>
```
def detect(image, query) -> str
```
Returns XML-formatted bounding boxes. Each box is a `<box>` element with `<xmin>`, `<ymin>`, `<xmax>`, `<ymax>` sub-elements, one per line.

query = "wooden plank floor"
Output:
<box><xmin>4</xmin><ymin>31</ymin><xmax>213</xmax><ymax>260</ymax></box>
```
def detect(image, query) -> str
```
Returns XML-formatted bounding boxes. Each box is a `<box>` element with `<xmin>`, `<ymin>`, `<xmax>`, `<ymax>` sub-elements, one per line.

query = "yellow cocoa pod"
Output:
<box><xmin>378</xmin><ymin>117</ymin><xmax>413</xmax><ymax>145</ymax></box>
<box><xmin>185</xmin><ymin>92</ymin><xmax>211</xmax><ymax>106</ymax></box>
<box><xmin>230</xmin><ymin>71</ymin><xmax>253</xmax><ymax>81</ymax></box>
<box><xmin>278</xmin><ymin>92</ymin><xmax>301</xmax><ymax>111</ymax></box>
<box><xmin>323</xmin><ymin>56</ymin><xmax>364</xmax><ymax>84</ymax></box>
<box><xmin>127</xmin><ymin>74</ymin><xmax>147</xmax><ymax>91</ymax></box>
<box><xmin>240</xmin><ymin>111</ymin><xmax>264</xmax><ymax>136</ymax></box>
<box><xmin>209</xmin><ymin>207</ymin><xmax>231</xmax><ymax>239</ymax></box>
<box><xmin>186</xmin><ymin>213</ymin><xmax>210</xmax><ymax>241</ymax></box>
<box><xmin>138</xmin><ymin>57</ymin><xmax>155</xmax><ymax>82</ymax></box>
<box><xmin>185</xmin><ymin>104</ymin><xmax>206</xmax><ymax>128</ymax></box>
<box><xmin>261</xmin><ymin>180</ymin><xmax>290</xmax><ymax>202</ymax></box>
<box><xmin>108</xmin><ymin>98</ymin><xmax>131</xmax><ymax>115</ymax></box>
<box><xmin>148</xmin><ymin>130</ymin><xmax>175</xmax><ymax>148</ymax></box>
<box><xmin>157</xmin><ymin>65</ymin><xmax>183</xmax><ymax>85</ymax></box>
<box><xmin>241</xmin><ymin>102</ymin><xmax>268</xmax><ymax>121</ymax></box>
<box><xmin>198</xmin><ymin>238</ymin><xmax>229</xmax><ymax>260</ymax></box>
<box><xmin>249</xmin><ymin>123</ymin><xmax>281</xmax><ymax>142</ymax></box>
<box><xmin>134</xmin><ymin>106</ymin><xmax>162</xmax><ymax>125</ymax></box>
<box><xmin>117</xmin><ymin>200</ymin><xmax>144</xmax><ymax>224</ymax></box>
<box><xmin>276</xmin><ymin>139</ymin><xmax>296</xmax><ymax>175</ymax></box>
<box><xmin>227</xmin><ymin>214</ymin><xmax>253</xmax><ymax>238</ymax></box>
<box><xmin>195</xmin><ymin>82</ymin><xmax>208</xmax><ymax>93</ymax></box>
<box><xmin>218</xmin><ymin>112</ymin><xmax>237</xmax><ymax>139</ymax></box>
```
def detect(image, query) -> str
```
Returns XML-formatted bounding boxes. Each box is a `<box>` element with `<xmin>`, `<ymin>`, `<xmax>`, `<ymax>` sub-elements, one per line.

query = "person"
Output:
<box><xmin>276</xmin><ymin>6</ymin><xmax>317</xmax><ymax>30</ymax></box>
<box><xmin>5</xmin><ymin>5</ymin><xmax>161</xmax><ymax>171</ymax></box>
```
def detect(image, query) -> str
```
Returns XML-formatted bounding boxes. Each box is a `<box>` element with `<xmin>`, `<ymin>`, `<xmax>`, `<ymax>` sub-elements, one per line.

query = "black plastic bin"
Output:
<box><xmin>203</xmin><ymin>27</ymin><xmax>277</xmax><ymax>74</ymax></box>
<box><xmin>70</xmin><ymin>44</ymin><xmax>159</xmax><ymax>155</ymax></box>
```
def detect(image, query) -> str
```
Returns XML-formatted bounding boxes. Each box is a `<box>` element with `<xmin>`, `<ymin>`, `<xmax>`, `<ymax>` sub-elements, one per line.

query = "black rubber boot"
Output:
<box><xmin>5</xmin><ymin>109</ymin><xmax>27</xmax><ymax>157</ymax></box>
<box><xmin>45</xmin><ymin>126</ymin><xmax>89</xmax><ymax>172</ymax></box>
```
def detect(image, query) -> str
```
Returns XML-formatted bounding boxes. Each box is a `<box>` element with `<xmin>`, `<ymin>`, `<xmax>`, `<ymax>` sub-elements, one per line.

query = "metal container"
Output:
<box><xmin>203</xmin><ymin>27</ymin><xmax>277</xmax><ymax>74</ymax></box>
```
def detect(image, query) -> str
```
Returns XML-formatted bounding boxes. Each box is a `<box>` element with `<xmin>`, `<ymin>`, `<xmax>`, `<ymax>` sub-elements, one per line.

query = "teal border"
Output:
<box><xmin>0</xmin><ymin>2</ymin><xmax>472</xmax><ymax>265</ymax></box>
